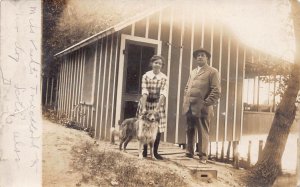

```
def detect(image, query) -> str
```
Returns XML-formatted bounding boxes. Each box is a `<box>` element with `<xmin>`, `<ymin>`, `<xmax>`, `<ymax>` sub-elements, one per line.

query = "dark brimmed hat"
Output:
<box><xmin>193</xmin><ymin>48</ymin><xmax>211</xmax><ymax>59</ymax></box>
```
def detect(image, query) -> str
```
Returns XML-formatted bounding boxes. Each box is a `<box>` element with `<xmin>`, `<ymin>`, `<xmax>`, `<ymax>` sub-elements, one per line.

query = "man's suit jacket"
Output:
<box><xmin>182</xmin><ymin>64</ymin><xmax>221</xmax><ymax>118</ymax></box>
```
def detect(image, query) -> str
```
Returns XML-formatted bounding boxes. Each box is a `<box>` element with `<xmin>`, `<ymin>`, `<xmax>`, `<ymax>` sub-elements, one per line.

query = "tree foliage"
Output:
<box><xmin>43</xmin><ymin>0</ymin><xmax>171</xmax><ymax>78</ymax></box>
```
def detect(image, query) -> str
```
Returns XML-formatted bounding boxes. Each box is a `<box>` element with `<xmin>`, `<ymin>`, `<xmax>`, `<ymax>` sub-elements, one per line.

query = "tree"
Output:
<box><xmin>248</xmin><ymin>0</ymin><xmax>300</xmax><ymax>186</ymax></box>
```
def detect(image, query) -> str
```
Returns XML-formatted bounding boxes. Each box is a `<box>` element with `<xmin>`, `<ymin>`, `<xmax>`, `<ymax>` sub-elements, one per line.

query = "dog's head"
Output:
<box><xmin>141</xmin><ymin>110</ymin><xmax>160</xmax><ymax>123</ymax></box>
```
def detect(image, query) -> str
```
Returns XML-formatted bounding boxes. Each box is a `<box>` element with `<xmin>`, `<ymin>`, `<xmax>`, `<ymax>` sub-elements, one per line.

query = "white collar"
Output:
<box><xmin>145</xmin><ymin>71</ymin><xmax>165</xmax><ymax>80</ymax></box>
<box><xmin>197</xmin><ymin>66</ymin><xmax>202</xmax><ymax>73</ymax></box>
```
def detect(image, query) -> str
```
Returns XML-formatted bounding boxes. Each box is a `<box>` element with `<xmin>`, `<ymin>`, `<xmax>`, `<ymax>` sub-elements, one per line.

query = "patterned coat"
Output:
<box><xmin>137</xmin><ymin>71</ymin><xmax>168</xmax><ymax>133</ymax></box>
<box><xmin>182</xmin><ymin>64</ymin><xmax>221</xmax><ymax>118</ymax></box>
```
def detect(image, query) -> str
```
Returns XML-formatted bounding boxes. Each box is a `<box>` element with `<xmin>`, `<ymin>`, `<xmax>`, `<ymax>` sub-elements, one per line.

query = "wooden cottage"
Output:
<box><xmin>53</xmin><ymin>3</ymin><xmax>292</xmax><ymax>146</ymax></box>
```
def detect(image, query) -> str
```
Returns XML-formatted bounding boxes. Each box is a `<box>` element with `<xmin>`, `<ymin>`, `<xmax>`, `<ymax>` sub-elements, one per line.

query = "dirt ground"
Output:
<box><xmin>42</xmin><ymin>118</ymin><xmax>297</xmax><ymax>187</ymax></box>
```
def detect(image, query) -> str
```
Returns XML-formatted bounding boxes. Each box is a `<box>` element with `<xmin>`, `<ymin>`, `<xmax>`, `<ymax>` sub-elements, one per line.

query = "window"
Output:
<box><xmin>243</xmin><ymin>76</ymin><xmax>281</xmax><ymax>112</ymax></box>
<box><xmin>81</xmin><ymin>43</ymin><xmax>97</xmax><ymax>104</ymax></box>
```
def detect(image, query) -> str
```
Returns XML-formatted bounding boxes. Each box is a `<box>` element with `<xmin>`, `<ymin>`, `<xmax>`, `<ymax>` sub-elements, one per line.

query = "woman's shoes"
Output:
<box><xmin>154</xmin><ymin>153</ymin><xmax>163</xmax><ymax>160</ymax></box>
<box><xmin>185</xmin><ymin>153</ymin><xmax>193</xmax><ymax>158</ymax></box>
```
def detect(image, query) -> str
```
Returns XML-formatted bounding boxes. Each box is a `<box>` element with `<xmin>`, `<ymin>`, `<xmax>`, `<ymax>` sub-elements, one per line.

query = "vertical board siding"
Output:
<box><xmin>160</xmin><ymin>7</ymin><xmax>171</xmax><ymax>142</ymax></box>
<box><xmin>95</xmin><ymin>40</ymin><xmax>104</xmax><ymax>139</ymax></box>
<box><xmin>104</xmin><ymin>35</ymin><xmax>114</xmax><ymax>140</ymax></box>
<box><xmin>58</xmin><ymin>60</ymin><xmax>64</xmax><ymax>117</ymax></box>
<box><xmin>62</xmin><ymin>56</ymin><xmax>68</xmax><ymax>116</ymax></box>
<box><xmin>110</xmin><ymin>32</ymin><xmax>120</xmax><ymax>130</ymax></box>
<box><xmin>178</xmin><ymin>7</ymin><xmax>192</xmax><ymax>143</ymax></box>
<box><xmin>167</xmin><ymin>7</ymin><xmax>181</xmax><ymax>143</ymax></box>
<box><xmin>148</xmin><ymin>11</ymin><xmax>159</xmax><ymax>40</ymax></box>
<box><xmin>66</xmin><ymin>55</ymin><xmax>71</xmax><ymax>117</ymax></box>
<box><xmin>45</xmin><ymin>77</ymin><xmax>49</xmax><ymax>105</ymax></box>
<box><xmin>239</xmin><ymin>48</ymin><xmax>247</xmax><ymax>139</ymax></box>
<box><xmin>80</xmin><ymin>50</ymin><xmax>86</xmax><ymax>125</ymax></box>
<box><xmin>91</xmin><ymin>41</ymin><xmax>100</xmax><ymax>137</ymax></box>
<box><xmin>77</xmin><ymin>50</ymin><xmax>82</xmax><ymax>123</ymax></box>
<box><xmin>134</xmin><ymin>18</ymin><xmax>146</xmax><ymax>38</ymax></box>
<box><xmin>69</xmin><ymin>53</ymin><xmax>75</xmax><ymax>120</ymax></box>
<box><xmin>224</xmin><ymin>36</ymin><xmax>231</xmax><ymax>142</ymax></box>
<box><xmin>219</xmin><ymin>29</ymin><xmax>228</xmax><ymax>141</ymax></box>
<box><xmin>175</xmin><ymin>8</ymin><xmax>185</xmax><ymax>143</ymax></box>
<box><xmin>227</xmin><ymin>38</ymin><xmax>237</xmax><ymax>141</ymax></box>
<box><xmin>100</xmin><ymin>37</ymin><xmax>109</xmax><ymax>139</ymax></box>
<box><xmin>50</xmin><ymin>78</ymin><xmax>54</xmax><ymax>105</ymax></box>
<box><xmin>210</xmin><ymin>22</ymin><xmax>221</xmax><ymax>142</ymax></box>
<box><xmin>107</xmin><ymin>34</ymin><xmax>118</xmax><ymax>133</ymax></box>
<box><xmin>235</xmin><ymin>44</ymin><xmax>244</xmax><ymax>140</ymax></box>
<box><xmin>73</xmin><ymin>52</ymin><xmax>78</xmax><ymax>121</ymax></box>
<box><xmin>71</xmin><ymin>52</ymin><xmax>77</xmax><ymax>120</ymax></box>
<box><xmin>193</xmin><ymin>10</ymin><xmax>202</xmax><ymax>66</ymax></box>
<box><xmin>103</xmin><ymin>36</ymin><xmax>112</xmax><ymax>139</ymax></box>
<box><xmin>189</xmin><ymin>6</ymin><xmax>195</xmax><ymax>72</ymax></box>
<box><xmin>88</xmin><ymin>43</ymin><xmax>98</xmax><ymax>130</ymax></box>
<box><xmin>62</xmin><ymin>58</ymin><xmax>68</xmax><ymax>117</ymax></box>
<box><xmin>74</xmin><ymin>50</ymin><xmax>80</xmax><ymax>123</ymax></box>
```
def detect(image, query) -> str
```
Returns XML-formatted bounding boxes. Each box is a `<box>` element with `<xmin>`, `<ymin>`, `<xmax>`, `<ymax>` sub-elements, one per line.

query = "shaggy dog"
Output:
<box><xmin>110</xmin><ymin>111</ymin><xmax>160</xmax><ymax>159</ymax></box>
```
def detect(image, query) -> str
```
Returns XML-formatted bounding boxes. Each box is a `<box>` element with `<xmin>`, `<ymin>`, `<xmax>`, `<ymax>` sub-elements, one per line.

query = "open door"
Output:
<box><xmin>121</xmin><ymin>41</ymin><xmax>157</xmax><ymax>120</ymax></box>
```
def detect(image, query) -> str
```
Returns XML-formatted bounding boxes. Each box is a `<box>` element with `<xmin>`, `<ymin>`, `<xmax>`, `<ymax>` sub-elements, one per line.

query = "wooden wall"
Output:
<box><xmin>57</xmin><ymin>4</ymin><xmax>253</xmax><ymax>143</ymax></box>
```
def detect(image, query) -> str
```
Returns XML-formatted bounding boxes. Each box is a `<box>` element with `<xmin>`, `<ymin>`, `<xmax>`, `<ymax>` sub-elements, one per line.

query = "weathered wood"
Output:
<box><xmin>258</xmin><ymin>140</ymin><xmax>264</xmax><ymax>162</ymax></box>
<box><xmin>233</xmin><ymin>141</ymin><xmax>240</xmax><ymax>169</ymax></box>
<box><xmin>45</xmin><ymin>77</ymin><xmax>49</xmax><ymax>105</ymax></box>
<box><xmin>215</xmin><ymin>142</ymin><xmax>219</xmax><ymax>159</ymax></box>
<box><xmin>247</xmin><ymin>140</ymin><xmax>252</xmax><ymax>167</ymax></box>
<box><xmin>221</xmin><ymin>141</ymin><xmax>225</xmax><ymax>161</ymax></box>
<box><xmin>50</xmin><ymin>78</ymin><xmax>54</xmax><ymax>106</ymax></box>
<box><xmin>226</xmin><ymin>141</ymin><xmax>231</xmax><ymax>162</ymax></box>
<box><xmin>209</xmin><ymin>142</ymin><xmax>212</xmax><ymax>159</ymax></box>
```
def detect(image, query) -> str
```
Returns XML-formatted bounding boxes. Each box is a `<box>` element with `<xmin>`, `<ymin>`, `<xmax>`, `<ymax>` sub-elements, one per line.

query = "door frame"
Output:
<box><xmin>115</xmin><ymin>34</ymin><xmax>162</xmax><ymax>125</ymax></box>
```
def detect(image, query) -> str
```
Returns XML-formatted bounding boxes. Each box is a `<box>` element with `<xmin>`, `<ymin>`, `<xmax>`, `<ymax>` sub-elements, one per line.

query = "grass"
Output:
<box><xmin>71</xmin><ymin>142</ymin><xmax>187</xmax><ymax>187</ymax></box>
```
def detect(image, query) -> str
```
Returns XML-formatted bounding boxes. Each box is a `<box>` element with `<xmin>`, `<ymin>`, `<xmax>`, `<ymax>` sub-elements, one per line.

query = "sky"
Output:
<box><xmin>207</xmin><ymin>0</ymin><xmax>295</xmax><ymax>63</ymax></box>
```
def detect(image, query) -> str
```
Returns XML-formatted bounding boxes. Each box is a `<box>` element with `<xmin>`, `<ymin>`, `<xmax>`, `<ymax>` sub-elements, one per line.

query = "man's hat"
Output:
<box><xmin>193</xmin><ymin>48</ymin><xmax>211</xmax><ymax>59</ymax></box>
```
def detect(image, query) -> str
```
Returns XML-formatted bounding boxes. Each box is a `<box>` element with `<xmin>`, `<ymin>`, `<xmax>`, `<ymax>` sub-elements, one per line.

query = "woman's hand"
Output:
<box><xmin>142</xmin><ymin>108</ymin><xmax>147</xmax><ymax>114</ymax></box>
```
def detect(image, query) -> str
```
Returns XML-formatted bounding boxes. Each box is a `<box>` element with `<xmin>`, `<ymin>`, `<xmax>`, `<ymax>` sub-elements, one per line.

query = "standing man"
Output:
<box><xmin>182</xmin><ymin>48</ymin><xmax>221</xmax><ymax>163</ymax></box>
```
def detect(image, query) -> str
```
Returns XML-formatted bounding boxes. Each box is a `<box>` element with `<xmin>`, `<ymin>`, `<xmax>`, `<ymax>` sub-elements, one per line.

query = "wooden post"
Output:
<box><xmin>55</xmin><ymin>78</ymin><xmax>59</xmax><ymax>112</ymax></box>
<box><xmin>258</xmin><ymin>140</ymin><xmax>264</xmax><ymax>162</ymax></box>
<box><xmin>50</xmin><ymin>78</ymin><xmax>54</xmax><ymax>106</ymax></box>
<box><xmin>209</xmin><ymin>142</ymin><xmax>212</xmax><ymax>159</ymax></box>
<box><xmin>216</xmin><ymin>142</ymin><xmax>219</xmax><ymax>160</ymax></box>
<box><xmin>233</xmin><ymin>141</ymin><xmax>240</xmax><ymax>169</ymax></box>
<box><xmin>45</xmin><ymin>77</ymin><xmax>49</xmax><ymax>106</ymax></box>
<box><xmin>221</xmin><ymin>141</ymin><xmax>225</xmax><ymax>161</ymax></box>
<box><xmin>226</xmin><ymin>141</ymin><xmax>231</xmax><ymax>163</ymax></box>
<box><xmin>232</xmin><ymin>141</ymin><xmax>236</xmax><ymax>161</ymax></box>
<box><xmin>247</xmin><ymin>140</ymin><xmax>252</xmax><ymax>167</ymax></box>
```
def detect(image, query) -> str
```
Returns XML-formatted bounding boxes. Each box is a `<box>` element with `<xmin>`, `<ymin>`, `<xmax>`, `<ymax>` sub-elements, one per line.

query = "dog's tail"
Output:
<box><xmin>110</xmin><ymin>127</ymin><xmax>117</xmax><ymax>144</ymax></box>
<box><xmin>110</xmin><ymin>120</ymin><xmax>121</xmax><ymax>144</ymax></box>
<box><xmin>111</xmin><ymin>119</ymin><xmax>126</xmax><ymax>144</ymax></box>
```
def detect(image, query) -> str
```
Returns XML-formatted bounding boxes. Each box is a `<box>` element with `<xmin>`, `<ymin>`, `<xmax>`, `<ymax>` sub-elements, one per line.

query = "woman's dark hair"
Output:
<box><xmin>149</xmin><ymin>55</ymin><xmax>165</xmax><ymax>68</ymax></box>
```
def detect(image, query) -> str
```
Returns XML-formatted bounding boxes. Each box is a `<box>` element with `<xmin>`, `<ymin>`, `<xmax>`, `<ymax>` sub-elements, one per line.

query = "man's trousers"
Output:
<box><xmin>185</xmin><ymin>108</ymin><xmax>210</xmax><ymax>157</ymax></box>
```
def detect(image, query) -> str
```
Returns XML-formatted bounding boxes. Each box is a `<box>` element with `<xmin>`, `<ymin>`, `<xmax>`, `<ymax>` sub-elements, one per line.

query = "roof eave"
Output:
<box><xmin>54</xmin><ymin>3</ymin><xmax>171</xmax><ymax>58</ymax></box>
<box><xmin>54</xmin><ymin>27</ymin><xmax>115</xmax><ymax>58</ymax></box>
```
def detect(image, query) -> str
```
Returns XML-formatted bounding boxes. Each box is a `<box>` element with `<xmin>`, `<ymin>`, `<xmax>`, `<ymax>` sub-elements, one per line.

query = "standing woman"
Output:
<box><xmin>136</xmin><ymin>55</ymin><xmax>168</xmax><ymax>160</ymax></box>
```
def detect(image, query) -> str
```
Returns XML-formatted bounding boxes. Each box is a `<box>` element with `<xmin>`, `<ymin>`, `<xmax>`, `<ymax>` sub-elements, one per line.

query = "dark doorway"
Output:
<box><xmin>121</xmin><ymin>41</ymin><xmax>157</xmax><ymax>120</ymax></box>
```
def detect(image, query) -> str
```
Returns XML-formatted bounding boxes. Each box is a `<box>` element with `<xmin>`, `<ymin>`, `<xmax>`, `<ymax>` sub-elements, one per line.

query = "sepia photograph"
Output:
<box><xmin>1</xmin><ymin>0</ymin><xmax>300</xmax><ymax>186</ymax></box>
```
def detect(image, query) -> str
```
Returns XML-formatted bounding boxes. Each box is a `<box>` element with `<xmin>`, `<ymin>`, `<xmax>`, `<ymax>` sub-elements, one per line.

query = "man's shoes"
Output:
<box><xmin>199</xmin><ymin>156</ymin><xmax>207</xmax><ymax>164</ymax></box>
<box><xmin>185</xmin><ymin>153</ymin><xmax>194</xmax><ymax>158</ymax></box>
<box><xmin>200</xmin><ymin>158</ymin><xmax>207</xmax><ymax>164</ymax></box>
